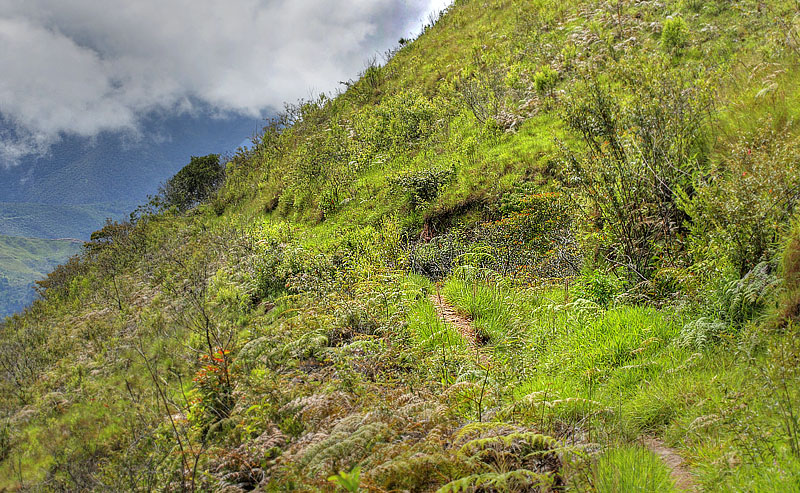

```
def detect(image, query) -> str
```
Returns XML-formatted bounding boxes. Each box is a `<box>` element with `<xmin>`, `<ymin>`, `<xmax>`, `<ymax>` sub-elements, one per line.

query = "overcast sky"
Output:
<box><xmin>0</xmin><ymin>0</ymin><xmax>451</xmax><ymax>163</ymax></box>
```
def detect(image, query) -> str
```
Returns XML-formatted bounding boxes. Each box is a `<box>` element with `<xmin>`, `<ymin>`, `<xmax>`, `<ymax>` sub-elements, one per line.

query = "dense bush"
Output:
<box><xmin>661</xmin><ymin>16</ymin><xmax>689</xmax><ymax>52</ymax></box>
<box><xmin>360</xmin><ymin>90</ymin><xmax>444</xmax><ymax>152</ymax></box>
<box><xmin>409</xmin><ymin>232</ymin><xmax>468</xmax><ymax>279</ymax></box>
<box><xmin>681</xmin><ymin>130</ymin><xmax>800</xmax><ymax>276</ymax></box>
<box><xmin>532</xmin><ymin>66</ymin><xmax>558</xmax><ymax>94</ymax></box>
<box><xmin>572</xmin><ymin>269</ymin><xmax>621</xmax><ymax>307</ymax></box>
<box><xmin>159</xmin><ymin>154</ymin><xmax>224</xmax><ymax>212</ymax></box>
<box><xmin>774</xmin><ymin>218</ymin><xmax>800</xmax><ymax>326</ymax></box>
<box><xmin>389</xmin><ymin>164</ymin><xmax>456</xmax><ymax>209</ymax></box>
<box><xmin>560</xmin><ymin>61</ymin><xmax>710</xmax><ymax>281</ymax></box>
<box><xmin>479</xmin><ymin>191</ymin><xmax>575</xmax><ymax>276</ymax></box>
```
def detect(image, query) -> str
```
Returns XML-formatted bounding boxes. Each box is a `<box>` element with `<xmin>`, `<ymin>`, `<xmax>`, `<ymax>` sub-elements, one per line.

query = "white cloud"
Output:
<box><xmin>0</xmin><ymin>0</ymin><xmax>451</xmax><ymax>163</ymax></box>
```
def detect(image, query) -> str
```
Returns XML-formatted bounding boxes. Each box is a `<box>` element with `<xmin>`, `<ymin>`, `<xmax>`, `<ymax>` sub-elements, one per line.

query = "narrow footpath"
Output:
<box><xmin>429</xmin><ymin>292</ymin><xmax>490</xmax><ymax>365</ymax></box>
<box><xmin>642</xmin><ymin>437</ymin><xmax>698</xmax><ymax>492</ymax></box>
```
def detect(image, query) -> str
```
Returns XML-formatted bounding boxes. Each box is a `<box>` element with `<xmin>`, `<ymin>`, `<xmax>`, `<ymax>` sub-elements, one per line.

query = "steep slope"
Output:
<box><xmin>1</xmin><ymin>0</ymin><xmax>800</xmax><ymax>491</ymax></box>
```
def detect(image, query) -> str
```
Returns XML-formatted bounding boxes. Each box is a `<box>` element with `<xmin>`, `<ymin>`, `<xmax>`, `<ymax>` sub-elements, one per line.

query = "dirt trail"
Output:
<box><xmin>429</xmin><ymin>292</ymin><xmax>490</xmax><ymax>365</ymax></box>
<box><xmin>642</xmin><ymin>437</ymin><xmax>697</xmax><ymax>492</ymax></box>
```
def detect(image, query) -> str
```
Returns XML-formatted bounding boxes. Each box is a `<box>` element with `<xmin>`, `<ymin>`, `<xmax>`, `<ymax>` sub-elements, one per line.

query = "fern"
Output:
<box><xmin>677</xmin><ymin>317</ymin><xmax>728</xmax><ymax>349</ymax></box>
<box><xmin>722</xmin><ymin>261</ymin><xmax>780</xmax><ymax>326</ymax></box>
<box><xmin>298</xmin><ymin>414</ymin><xmax>389</xmax><ymax>475</ymax></box>
<box><xmin>436</xmin><ymin>468</ymin><xmax>553</xmax><ymax>493</ymax></box>
<box><xmin>458</xmin><ymin>432</ymin><xmax>557</xmax><ymax>458</ymax></box>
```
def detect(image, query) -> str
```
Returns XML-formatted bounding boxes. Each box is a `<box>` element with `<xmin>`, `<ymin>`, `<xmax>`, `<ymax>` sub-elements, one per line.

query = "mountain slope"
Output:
<box><xmin>1</xmin><ymin>0</ymin><xmax>800</xmax><ymax>491</ymax></box>
<box><xmin>0</xmin><ymin>235</ymin><xmax>81</xmax><ymax>316</ymax></box>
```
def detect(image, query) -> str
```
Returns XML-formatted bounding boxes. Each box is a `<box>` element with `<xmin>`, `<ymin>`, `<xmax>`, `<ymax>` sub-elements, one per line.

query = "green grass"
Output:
<box><xmin>591</xmin><ymin>445</ymin><xmax>677</xmax><ymax>493</ymax></box>
<box><xmin>407</xmin><ymin>297</ymin><xmax>468</xmax><ymax>351</ymax></box>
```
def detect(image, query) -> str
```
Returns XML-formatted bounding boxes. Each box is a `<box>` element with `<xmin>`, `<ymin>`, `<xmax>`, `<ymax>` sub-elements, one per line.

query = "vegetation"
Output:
<box><xmin>156</xmin><ymin>154</ymin><xmax>225</xmax><ymax>212</ymax></box>
<box><xmin>2</xmin><ymin>0</ymin><xmax>800</xmax><ymax>490</ymax></box>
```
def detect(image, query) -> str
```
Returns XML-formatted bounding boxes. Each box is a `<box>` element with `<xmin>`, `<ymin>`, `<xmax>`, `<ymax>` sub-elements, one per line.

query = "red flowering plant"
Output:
<box><xmin>192</xmin><ymin>347</ymin><xmax>235</xmax><ymax>424</ymax></box>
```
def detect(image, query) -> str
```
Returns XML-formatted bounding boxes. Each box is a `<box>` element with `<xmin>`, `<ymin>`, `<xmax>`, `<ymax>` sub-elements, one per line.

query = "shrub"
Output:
<box><xmin>661</xmin><ymin>16</ymin><xmax>689</xmax><ymax>52</ymax></box>
<box><xmin>363</xmin><ymin>91</ymin><xmax>443</xmax><ymax>151</ymax></box>
<box><xmin>159</xmin><ymin>154</ymin><xmax>225</xmax><ymax>212</ymax></box>
<box><xmin>560</xmin><ymin>63</ymin><xmax>709</xmax><ymax>281</ymax></box>
<box><xmin>532</xmin><ymin>66</ymin><xmax>558</xmax><ymax>95</ymax></box>
<box><xmin>249</xmin><ymin>221</ymin><xmax>295</xmax><ymax>303</ymax></box>
<box><xmin>457</xmin><ymin>69</ymin><xmax>505</xmax><ymax>126</ymax></box>
<box><xmin>409</xmin><ymin>232</ymin><xmax>468</xmax><ymax>279</ymax></box>
<box><xmin>34</xmin><ymin>254</ymin><xmax>88</xmax><ymax>298</ymax></box>
<box><xmin>192</xmin><ymin>348</ymin><xmax>235</xmax><ymax>424</ymax></box>
<box><xmin>573</xmin><ymin>269</ymin><xmax>621</xmax><ymax>307</ymax></box>
<box><xmin>479</xmin><ymin>192</ymin><xmax>575</xmax><ymax>277</ymax></box>
<box><xmin>389</xmin><ymin>165</ymin><xmax>456</xmax><ymax>209</ymax></box>
<box><xmin>774</xmin><ymin>219</ymin><xmax>800</xmax><ymax>326</ymax></box>
<box><xmin>680</xmin><ymin>131</ymin><xmax>800</xmax><ymax>276</ymax></box>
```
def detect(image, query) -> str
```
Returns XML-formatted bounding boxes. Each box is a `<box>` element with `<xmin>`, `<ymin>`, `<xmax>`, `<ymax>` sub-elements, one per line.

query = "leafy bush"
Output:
<box><xmin>389</xmin><ymin>165</ymin><xmax>456</xmax><ymax>209</ymax></box>
<box><xmin>479</xmin><ymin>192</ymin><xmax>575</xmax><ymax>277</ymax></box>
<box><xmin>192</xmin><ymin>348</ymin><xmax>235</xmax><ymax>424</ymax></box>
<box><xmin>409</xmin><ymin>233</ymin><xmax>468</xmax><ymax>279</ymax></box>
<box><xmin>362</xmin><ymin>90</ymin><xmax>443</xmax><ymax>152</ymax></box>
<box><xmin>572</xmin><ymin>269</ymin><xmax>621</xmax><ymax>307</ymax></box>
<box><xmin>158</xmin><ymin>154</ymin><xmax>224</xmax><ymax>212</ymax></box>
<box><xmin>532</xmin><ymin>66</ymin><xmax>558</xmax><ymax>94</ymax></box>
<box><xmin>560</xmin><ymin>63</ymin><xmax>709</xmax><ymax>281</ymax></box>
<box><xmin>249</xmin><ymin>221</ymin><xmax>295</xmax><ymax>303</ymax></box>
<box><xmin>774</xmin><ymin>218</ymin><xmax>800</xmax><ymax>327</ymax></box>
<box><xmin>680</xmin><ymin>131</ymin><xmax>800</xmax><ymax>276</ymax></box>
<box><xmin>34</xmin><ymin>254</ymin><xmax>88</xmax><ymax>298</ymax></box>
<box><xmin>661</xmin><ymin>17</ymin><xmax>689</xmax><ymax>52</ymax></box>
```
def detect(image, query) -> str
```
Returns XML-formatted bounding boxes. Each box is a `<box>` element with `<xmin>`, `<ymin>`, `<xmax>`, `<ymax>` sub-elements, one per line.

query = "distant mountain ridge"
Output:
<box><xmin>0</xmin><ymin>110</ymin><xmax>264</xmax><ymax>316</ymax></box>
<box><xmin>0</xmin><ymin>234</ymin><xmax>81</xmax><ymax>316</ymax></box>
<box><xmin>0</xmin><ymin>111</ymin><xmax>263</xmax><ymax>206</ymax></box>
<box><xmin>0</xmin><ymin>202</ymin><xmax>134</xmax><ymax>239</ymax></box>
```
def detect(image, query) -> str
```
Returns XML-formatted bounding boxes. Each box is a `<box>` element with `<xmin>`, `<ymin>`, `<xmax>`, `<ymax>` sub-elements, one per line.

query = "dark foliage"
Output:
<box><xmin>159</xmin><ymin>154</ymin><xmax>224</xmax><ymax>212</ymax></box>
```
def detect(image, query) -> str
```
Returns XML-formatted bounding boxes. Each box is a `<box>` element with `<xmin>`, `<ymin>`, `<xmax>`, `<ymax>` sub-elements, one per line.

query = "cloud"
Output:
<box><xmin>0</xmin><ymin>0</ymin><xmax>451</xmax><ymax>163</ymax></box>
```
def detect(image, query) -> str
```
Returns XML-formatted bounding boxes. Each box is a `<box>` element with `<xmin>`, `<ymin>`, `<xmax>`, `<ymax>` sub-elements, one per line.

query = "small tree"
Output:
<box><xmin>161</xmin><ymin>154</ymin><xmax>224</xmax><ymax>211</ymax></box>
<box><xmin>661</xmin><ymin>17</ymin><xmax>689</xmax><ymax>53</ymax></box>
<box><xmin>532</xmin><ymin>66</ymin><xmax>559</xmax><ymax>96</ymax></box>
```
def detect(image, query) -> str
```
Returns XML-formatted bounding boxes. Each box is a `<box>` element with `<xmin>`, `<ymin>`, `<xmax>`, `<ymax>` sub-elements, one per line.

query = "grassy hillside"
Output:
<box><xmin>1</xmin><ymin>0</ymin><xmax>800</xmax><ymax>491</ymax></box>
<box><xmin>0</xmin><ymin>235</ymin><xmax>81</xmax><ymax>316</ymax></box>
